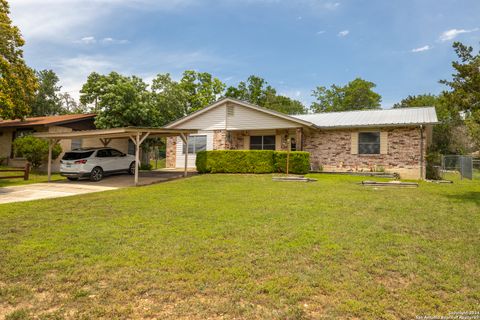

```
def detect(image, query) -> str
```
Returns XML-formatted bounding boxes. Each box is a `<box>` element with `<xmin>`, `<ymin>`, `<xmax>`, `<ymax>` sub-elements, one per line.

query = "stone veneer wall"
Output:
<box><xmin>304</xmin><ymin>127</ymin><xmax>425</xmax><ymax>179</ymax></box>
<box><xmin>166</xmin><ymin>136</ymin><xmax>177</xmax><ymax>168</ymax></box>
<box><xmin>213</xmin><ymin>130</ymin><xmax>227</xmax><ymax>150</ymax></box>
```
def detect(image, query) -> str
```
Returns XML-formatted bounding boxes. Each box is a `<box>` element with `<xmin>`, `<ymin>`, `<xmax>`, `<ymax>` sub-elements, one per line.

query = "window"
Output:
<box><xmin>110</xmin><ymin>149</ymin><xmax>124</xmax><ymax>157</ymax></box>
<box><xmin>250</xmin><ymin>135</ymin><xmax>276</xmax><ymax>150</ymax></box>
<box><xmin>358</xmin><ymin>132</ymin><xmax>380</xmax><ymax>154</ymax></box>
<box><xmin>96</xmin><ymin>149</ymin><xmax>111</xmax><ymax>158</ymax></box>
<box><xmin>62</xmin><ymin>151</ymin><xmax>94</xmax><ymax>160</ymax></box>
<box><xmin>290</xmin><ymin>137</ymin><xmax>297</xmax><ymax>151</ymax></box>
<box><xmin>71</xmin><ymin>139</ymin><xmax>82</xmax><ymax>150</ymax></box>
<box><xmin>128</xmin><ymin>140</ymin><xmax>135</xmax><ymax>155</ymax></box>
<box><xmin>183</xmin><ymin>135</ymin><xmax>207</xmax><ymax>154</ymax></box>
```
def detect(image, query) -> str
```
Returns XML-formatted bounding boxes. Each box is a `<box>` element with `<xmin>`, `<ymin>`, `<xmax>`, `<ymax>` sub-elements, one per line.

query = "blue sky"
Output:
<box><xmin>10</xmin><ymin>0</ymin><xmax>480</xmax><ymax>108</ymax></box>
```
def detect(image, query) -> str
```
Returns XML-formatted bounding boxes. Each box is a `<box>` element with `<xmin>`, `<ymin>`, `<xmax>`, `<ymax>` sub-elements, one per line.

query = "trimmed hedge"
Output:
<box><xmin>274</xmin><ymin>151</ymin><xmax>310</xmax><ymax>174</ymax></box>
<box><xmin>196</xmin><ymin>150</ymin><xmax>310</xmax><ymax>174</ymax></box>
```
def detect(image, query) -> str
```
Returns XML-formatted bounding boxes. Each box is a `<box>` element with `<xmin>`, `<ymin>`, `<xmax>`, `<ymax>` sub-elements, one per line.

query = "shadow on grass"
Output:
<box><xmin>445</xmin><ymin>191</ymin><xmax>480</xmax><ymax>206</ymax></box>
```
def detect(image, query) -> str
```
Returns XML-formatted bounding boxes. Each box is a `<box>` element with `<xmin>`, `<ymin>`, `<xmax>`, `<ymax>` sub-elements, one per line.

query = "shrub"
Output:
<box><xmin>196</xmin><ymin>150</ymin><xmax>310</xmax><ymax>174</ymax></box>
<box><xmin>196</xmin><ymin>150</ymin><xmax>275</xmax><ymax>174</ymax></box>
<box><xmin>274</xmin><ymin>151</ymin><xmax>310</xmax><ymax>174</ymax></box>
<box><xmin>139</xmin><ymin>163</ymin><xmax>152</xmax><ymax>171</ymax></box>
<box><xmin>13</xmin><ymin>136</ymin><xmax>62</xmax><ymax>169</ymax></box>
<box><xmin>426</xmin><ymin>151</ymin><xmax>442</xmax><ymax>180</ymax></box>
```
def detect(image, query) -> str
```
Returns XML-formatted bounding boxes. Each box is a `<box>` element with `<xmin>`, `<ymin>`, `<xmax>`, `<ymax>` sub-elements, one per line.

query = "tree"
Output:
<box><xmin>178</xmin><ymin>70</ymin><xmax>225</xmax><ymax>113</ymax></box>
<box><xmin>264</xmin><ymin>95</ymin><xmax>307</xmax><ymax>115</ymax></box>
<box><xmin>440</xmin><ymin>41</ymin><xmax>480</xmax><ymax>149</ymax></box>
<box><xmin>150</xmin><ymin>73</ymin><xmax>190</xmax><ymax>125</ymax></box>
<box><xmin>80</xmin><ymin>72</ymin><xmax>159</xmax><ymax>128</ymax></box>
<box><xmin>225</xmin><ymin>75</ymin><xmax>307</xmax><ymax>114</ymax></box>
<box><xmin>394</xmin><ymin>93</ymin><xmax>473</xmax><ymax>154</ymax></box>
<box><xmin>311</xmin><ymin>78</ymin><xmax>382</xmax><ymax>112</ymax></box>
<box><xmin>58</xmin><ymin>92</ymin><xmax>88</xmax><ymax>114</ymax></box>
<box><xmin>13</xmin><ymin>136</ymin><xmax>62</xmax><ymax>169</ymax></box>
<box><xmin>150</xmin><ymin>70</ymin><xmax>226</xmax><ymax>125</ymax></box>
<box><xmin>30</xmin><ymin>69</ymin><xmax>66</xmax><ymax>116</ymax></box>
<box><xmin>225</xmin><ymin>75</ymin><xmax>276</xmax><ymax>107</ymax></box>
<box><xmin>0</xmin><ymin>0</ymin><xmax>38</xmax><ymax>119</ymax></box>
<box><xmin>393</xmin><ymin>94</ymin><xmax>438</xmax><ymax>108</ymax></box>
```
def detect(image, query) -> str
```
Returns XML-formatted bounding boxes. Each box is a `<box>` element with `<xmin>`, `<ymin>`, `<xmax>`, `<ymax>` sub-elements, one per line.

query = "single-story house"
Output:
<box><xmin>0</xmin><ymin>114</ymin><xmax>131</xmax><ymax>171</ymax></box>
<box><xmin>165</xmin><ymin>98</ymin><xmax>438</xmax><ymax>179</ymax></box>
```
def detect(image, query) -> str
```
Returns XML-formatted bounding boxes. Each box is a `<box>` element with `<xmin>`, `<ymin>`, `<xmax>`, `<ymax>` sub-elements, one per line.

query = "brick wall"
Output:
<box><xmin>213</xmin><ymin>130</ymin><xmax>228</xmax><ymax>150</ymax></box>
<box><xmin>304</xmin><ymin>127</ymin><xmax>425</xmax><ymax>179</ymax></box>
<box><xmin>166</xmin><ymin>136</ymin><xmax>176</xmax><ymax>168</ymax></box>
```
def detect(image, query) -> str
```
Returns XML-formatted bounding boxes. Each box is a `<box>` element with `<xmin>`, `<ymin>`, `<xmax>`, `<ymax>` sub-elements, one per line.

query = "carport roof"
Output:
<box><xmin>33</xmin><ymin>127</ymin><xmax>198</xmax><ymax>140</ymax></box>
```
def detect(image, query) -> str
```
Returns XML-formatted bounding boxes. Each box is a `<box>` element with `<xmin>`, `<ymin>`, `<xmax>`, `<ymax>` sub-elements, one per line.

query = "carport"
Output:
<box><xmin>34</xmin><ymin>127</ymin><xmax>197</xmax><ymax>186</ymax></box>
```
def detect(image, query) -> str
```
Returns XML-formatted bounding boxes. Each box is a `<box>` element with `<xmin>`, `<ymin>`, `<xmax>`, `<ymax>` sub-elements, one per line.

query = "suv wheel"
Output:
<box><xmin>128</xmin><ymin>161</ymin><xmax>136</xmax><ymax>175</ymax></box>
<box><xmin>90</xmin><ymin>167</ymin><xmax>103</xmax><ymax>182</ymax></box>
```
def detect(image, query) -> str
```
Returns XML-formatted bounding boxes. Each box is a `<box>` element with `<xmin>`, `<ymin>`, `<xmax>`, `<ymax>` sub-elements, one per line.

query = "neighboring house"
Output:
<box><xmin>165</xmin><ymin>98</ymin><xmax>438</xmax><ymax>179</ymax></box>
<box><xmin>0</xmin><ymin>114</ymin><xmax>131</xmax><ymax>171</ymax></box>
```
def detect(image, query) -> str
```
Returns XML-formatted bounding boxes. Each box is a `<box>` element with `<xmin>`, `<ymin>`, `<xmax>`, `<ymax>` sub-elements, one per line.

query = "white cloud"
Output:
<box><xmin>317</xmin><ymin>30</ymin><xmax>326</xmax><ymax>35</ymax></box>
<box><xmin>54</xmin><ymin>55</ymin><xmax>116</xmax><ymax>98</ymax></box>
<box><xmin>324</xmin><ymin>2</ymin><xmax>340</xmax><ymax>10</ymax></box>
<box><xmin>101</xmin><ymin>37</ymin><xmax>129</xmax><ymax>44</ymax></box>
<box><xmin>79</xmin><ymin>36</ymin><xmax>97</xmax><ymax>44</ymax></box>
<box><xmin>338</xmin><ymin>30</ymin><xmax>349</xmax><ymax>37</ymax></box>
<box><xmin>9</xmin><ymin>0</ymin><xmax>197</xmax><ymax>42</ymax></box>
<box><xmin>73</xmin><ymin>36</ymin><xmax>129</xmax><ymax>45</ymax></box>
<box><xmin>411</xmin><ymin>45</ymin><xmax>431</xmax><ymax>53</ymax></box>
<box><xmin>439</xmin><ymin>28</ymin><xmax>479</xmax><ymax>42</ymax></box>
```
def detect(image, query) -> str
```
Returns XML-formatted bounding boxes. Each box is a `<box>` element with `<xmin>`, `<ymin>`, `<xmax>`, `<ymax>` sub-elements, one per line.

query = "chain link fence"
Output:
<box><xmin>440</xmin><ymin>155</ymin><xmax>476</xmax><ymax>180</ymax></box>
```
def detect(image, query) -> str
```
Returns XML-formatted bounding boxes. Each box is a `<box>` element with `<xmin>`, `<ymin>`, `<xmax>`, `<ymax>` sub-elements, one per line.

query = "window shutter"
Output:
<box><xmin>244</xmin><ymin>135</ymin><xmax>250</xmax><ymax>150</ymax></box>
<box><xmin>380</xmin><ymin>131</ymin><xmax>388</xmax><ymax>154</ymax></box>
<box><xmin>351</xmin><ymin>132</ymin><xmax>358</xmax><ymax>154</ymax></box>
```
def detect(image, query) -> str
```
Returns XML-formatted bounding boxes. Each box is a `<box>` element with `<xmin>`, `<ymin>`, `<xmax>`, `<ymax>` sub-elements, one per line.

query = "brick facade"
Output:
<box><xmin>213</xmin><ymin>130</ymin><xmax>227</xmax><ymax>150</ymax></box>
<box><xmin>303</xmin><ymin>127</ymin><xmax>425</xmax><ymax>179</ymax></box>
<box><xmin>166</xmin><ymin>136</ymin><xmax>176</xmax><ymax>168</ymax></box>
<box><xmin>166</xmin><ymin>126</ymin><xmax>426</xmax><ymax>179</ymax></box>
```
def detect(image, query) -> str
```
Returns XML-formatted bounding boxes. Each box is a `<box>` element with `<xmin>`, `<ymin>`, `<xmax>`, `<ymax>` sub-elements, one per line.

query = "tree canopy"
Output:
<box><xmin>393</xmin><ymin>94</ymin><xmax>438</xmax><ymax>109</ymax></box>
<box><xmin>311</xmin><ymin>78</ymin><xmax>382</xmax><ymax>112</ymax></box>
<box><xmin>0</xmin><ymin>0</ymin><xmax>37</xmax><ymax>119</ymax></box>
<box><xmin>440</xmin><ymin>41</ymin><xmax>480</xmax><ymax>149</ymax></box>
<box><xmin>225</xmin><ymin>75</ymin><xmax>307</xmax><ymax>114</ymax></box>
<box><xmin>30</xmin><ymin>69</ymin><xmax>66</xmax><ymax>116</ymax></box>
<box><xmin>80</xmin><ymin>72</ymin><xmax>160</xmax><ymax>128</ymax></box>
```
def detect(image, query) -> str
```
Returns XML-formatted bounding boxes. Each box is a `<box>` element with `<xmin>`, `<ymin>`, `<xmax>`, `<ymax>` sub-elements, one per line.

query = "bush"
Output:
<box><xmin>196</xmin><ymin>150</ymin><xmax>275</xmax><ymax>174</ymax></box>
<box><xmin>426</xmin><ymin>151</ymin><xmax>442</xmax><ymax>180</ymax></box>
<box><xmin>274</xmin><ymin>151</ymin><xmax>310</xmax><ymax>174</ymax></box>
<box><xmin>13</xmin><ymin>136</ymin><xmax>62</xmax><ymax>169</ymax></box>
<box><xmin>139</xmin><ymin>163</ymin><xmax>152</xmax><ymax>171</ymax></box>
<box><xmin>196</xmin><ymin>150</ymin><xmax>310</xmax><ymax>174</ymax></box>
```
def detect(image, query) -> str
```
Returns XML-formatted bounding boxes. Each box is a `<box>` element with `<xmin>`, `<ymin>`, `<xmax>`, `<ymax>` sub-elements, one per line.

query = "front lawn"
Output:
<box><xmin>0</xmin><ymin>166</ymin><xmax>64</xmax><ymax>188</ymax></box>
<box><xmin>0</xmin><ymin>174</ymin><xmax>479</xmax><ymax>319</ymax></box>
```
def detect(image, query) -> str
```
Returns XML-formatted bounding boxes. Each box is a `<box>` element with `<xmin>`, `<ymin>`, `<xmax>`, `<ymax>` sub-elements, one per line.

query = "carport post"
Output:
<box><xmin>47</xmin><ymin>139</ymin><xmax>52</xmax><ymax>182</ymax></box>
<box><xmin>130</xmin><ymin>132</ymin><xmax>150</xmax><ymax>186</ymax></box>
<box><xmin>180</xmin><ymin>133</ymin><xmax>188</xmax><ymax>177</ymax></box>
<box><xmin>134</xmin><ymin>133</ymin><xmax>140</xmax><ymax>186</ymax></box>
<box><xmin>47</xmin><ymin>138</ymin><xmax>59</xmax><ymax>183</ymax></box>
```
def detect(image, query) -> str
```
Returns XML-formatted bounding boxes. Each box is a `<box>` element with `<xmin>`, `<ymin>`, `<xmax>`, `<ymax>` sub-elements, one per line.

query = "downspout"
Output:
<box><xmin>420</xmin><ymin>125</ymin><xmax>424</xmax><ymax>180</ymax></box>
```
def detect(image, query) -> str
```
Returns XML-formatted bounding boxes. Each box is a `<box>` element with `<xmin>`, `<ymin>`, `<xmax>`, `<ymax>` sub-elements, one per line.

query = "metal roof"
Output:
<box><xmin>293</xmin><ymin>107</ymin><xmax>438</xmax><ymax>128</ymax></box>
<box><xmin>0</xmin><ymin>113</ymin><xmax>95</xmax><ymax>128</ymax></box>
<box><xmin>34</xmin><ymin>127</ymin><xmax>197</xmax><ymax>140</ymax></box>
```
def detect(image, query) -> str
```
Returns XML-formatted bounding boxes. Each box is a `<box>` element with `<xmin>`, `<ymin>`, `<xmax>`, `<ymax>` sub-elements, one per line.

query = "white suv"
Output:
<box><xmin>60</xmin><ymin>148</ymin><xmax>136</xmax><ymax>182</ymax></box>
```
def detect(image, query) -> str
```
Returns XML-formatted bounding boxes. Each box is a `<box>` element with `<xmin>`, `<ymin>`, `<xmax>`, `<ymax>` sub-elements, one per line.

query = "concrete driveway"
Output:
<box><xmin>0</xmin><ymin>171</ymin><xmax>192</xmax><ymax>204</ymax></box>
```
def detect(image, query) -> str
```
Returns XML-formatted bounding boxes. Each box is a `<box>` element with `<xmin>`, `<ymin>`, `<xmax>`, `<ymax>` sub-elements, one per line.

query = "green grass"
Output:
<box><xmin>0</xmin><ymin>166</ymin><xmax>64</xmax><ymax>187</ymax></box>
<box><xmin>0</xmin><ymin>174</ymin><xmax>479</xmax><ymax>319</ymax></box>
<box><xmin>150</xmin><ymin>158</ymin><xmax>166</xmax><ymax>170</ymax></box>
